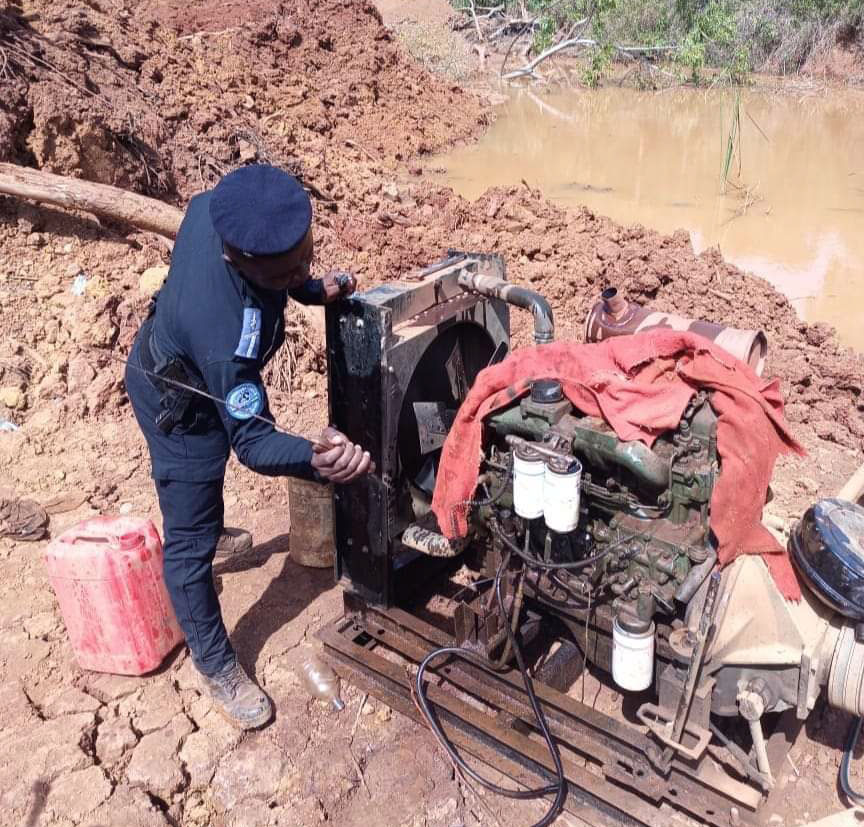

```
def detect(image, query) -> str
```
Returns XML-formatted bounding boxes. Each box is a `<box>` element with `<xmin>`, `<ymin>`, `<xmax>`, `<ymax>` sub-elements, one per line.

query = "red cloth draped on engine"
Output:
<box><xmin>431</xmin><ymin>329</ymin><xmax>805</xmax><ymax>600</ymax></box>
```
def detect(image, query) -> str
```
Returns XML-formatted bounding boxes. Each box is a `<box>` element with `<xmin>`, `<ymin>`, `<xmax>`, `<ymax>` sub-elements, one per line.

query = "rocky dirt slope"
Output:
<box><xmin>1</xmin><ymin>1</ymin><xmax>863</xmax><ymax>825</ymax></box>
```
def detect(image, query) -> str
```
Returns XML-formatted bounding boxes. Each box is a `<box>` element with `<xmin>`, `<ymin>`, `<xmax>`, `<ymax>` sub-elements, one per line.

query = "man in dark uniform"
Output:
<box><xmin>126</xmin><ymin>164</ymin><xmax>372</xmax><ymax>729</ymax></box>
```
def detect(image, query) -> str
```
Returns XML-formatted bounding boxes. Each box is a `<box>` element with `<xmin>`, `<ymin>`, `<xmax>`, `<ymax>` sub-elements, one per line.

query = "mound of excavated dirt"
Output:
<box><xmin>0</xmin><ymin>0</ymin><xmax>489</xmax><ymax>431</ymax></box>
<box><xmin>0</xmin><ymin>0</ymin><xmax>861</xmax><ymax>464</ymax></box>
<box><xmin>0</xmin><ymin>0</ymin><xmax>489</xmax><ymax>194</ymax></box>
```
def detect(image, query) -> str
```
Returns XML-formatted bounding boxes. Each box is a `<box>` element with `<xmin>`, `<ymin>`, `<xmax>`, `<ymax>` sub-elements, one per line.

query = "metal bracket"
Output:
<box><xmin>637</xmin><ymin>702</ymin><xmax>713</xmax><ymax>762</ymax></box>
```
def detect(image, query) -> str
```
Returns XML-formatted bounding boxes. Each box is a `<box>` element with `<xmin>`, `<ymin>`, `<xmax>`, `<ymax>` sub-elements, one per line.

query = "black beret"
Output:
<box><xmin>209</xmin><ymin>164</ymin><xmax>312</xmax><ymax>256</ymax></box>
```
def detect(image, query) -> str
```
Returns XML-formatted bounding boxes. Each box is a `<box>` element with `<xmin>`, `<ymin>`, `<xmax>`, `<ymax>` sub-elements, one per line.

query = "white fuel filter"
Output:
<box><xmin>612</xmin><ymin>614</ymin><xmax>655</xmax><ymax>692</ymax></box>
<box><xmin>513</xmin><ymin>445</ymin><xmax>545</xmax><ymax>520</ymax></box>
<box><xmin>543</xmin><ymin>457</ymin><xmax>582</xmax><ymax>533</ymax></box>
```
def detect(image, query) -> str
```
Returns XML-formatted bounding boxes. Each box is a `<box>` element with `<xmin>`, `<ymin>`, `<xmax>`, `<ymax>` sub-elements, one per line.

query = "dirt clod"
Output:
<box><xmin>211</xmin><ymin>737</ymin><xmax>289</xmax><ymax>811</ymax></box>
<box><xmin>42</xmin><ymin>687</ymin><xmax>102</xmax><ymax>718</ymax></box>
<box><xmin>125</xmin><ymin>714</ymin><xmax>194</xmax><ymax>798</ymax></box>
<box><xmin>95</xmin><ymin>715</ymin><xmax>139</xmax><ymax>766</ymax></box>
<box><xmin>42</xmin><ymin>765</ymin><xmax>113</xmax><ymax>824</ymax></box>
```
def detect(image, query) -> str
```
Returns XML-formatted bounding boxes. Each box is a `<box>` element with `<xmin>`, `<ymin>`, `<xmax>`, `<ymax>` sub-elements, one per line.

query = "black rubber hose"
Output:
<box><xmin>414</xmin><ymin>552</ymin><xmax>567</xmax><ymax>826</ymax></box>
<box><xmin>841</xmin><ymin>715</ymin><xmax>864</xmax><ymax>806</ymax></box>
<box><xmin>492</xmin><ymin>519</ymin><xmax>625</xmax><ymax>571</ymax></box>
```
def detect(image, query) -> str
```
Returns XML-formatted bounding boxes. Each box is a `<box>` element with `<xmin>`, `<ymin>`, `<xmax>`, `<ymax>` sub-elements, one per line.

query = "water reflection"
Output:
<box><xmin>431</xmin><ymin>85</ymin><xmax>864</xmax><ymax>350</ymax></box>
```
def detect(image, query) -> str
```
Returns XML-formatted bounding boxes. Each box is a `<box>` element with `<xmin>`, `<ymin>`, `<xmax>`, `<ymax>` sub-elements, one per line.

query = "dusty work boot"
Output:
<box><xmin>199</xmin><ymin>661</ymin><xmax>273</xmax><ymax>730</ymax></box>
<box><xmin>214</xmin><ymin>527</ymin><xmax>253</xmax><ymax>557</ymax></box>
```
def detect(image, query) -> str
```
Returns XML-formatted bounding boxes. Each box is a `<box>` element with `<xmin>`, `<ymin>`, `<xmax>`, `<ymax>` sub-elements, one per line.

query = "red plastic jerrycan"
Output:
<box><xmin>43</xmin><ymin>516</ymin><xmax>183</xmax><ymax>675</ymax></box>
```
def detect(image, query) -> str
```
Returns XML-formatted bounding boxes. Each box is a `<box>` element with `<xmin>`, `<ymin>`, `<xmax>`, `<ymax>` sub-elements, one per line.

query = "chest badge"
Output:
<box><xmin>235</xmin><ymin>307</ymin><xmax>262</xmax><ymax>359</ymax></box>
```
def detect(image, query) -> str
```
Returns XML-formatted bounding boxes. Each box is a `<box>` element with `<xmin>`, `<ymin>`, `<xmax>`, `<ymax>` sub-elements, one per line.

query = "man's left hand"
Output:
<box><xmin>321</xmin><ymin>271</ymin><xmax>358</xmax><ymax>303</ymax></box>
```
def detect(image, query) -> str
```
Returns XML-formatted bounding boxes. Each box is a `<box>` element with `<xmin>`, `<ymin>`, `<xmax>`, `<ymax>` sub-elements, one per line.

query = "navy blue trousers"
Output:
<box><xmin>126</xmin><ymin>330</ymin><xmax>235</xmax><ymax>677</ymax></box>
<box><xmin>154</xmin><ymin>478</ymin><xmax>235</xmax><ymax>676</ymax></box>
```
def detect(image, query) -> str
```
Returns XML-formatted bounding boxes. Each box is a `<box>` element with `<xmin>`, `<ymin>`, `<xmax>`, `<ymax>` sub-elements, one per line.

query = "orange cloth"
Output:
<box><xmin>431</xmin><ymin>330</ymin><xmax>805</xmax><ymax>599</ymax></box>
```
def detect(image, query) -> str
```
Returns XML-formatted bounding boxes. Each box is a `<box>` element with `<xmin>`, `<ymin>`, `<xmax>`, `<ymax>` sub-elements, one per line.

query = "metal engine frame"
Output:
<box><xmin>321</xmin><ymin>255</ymin><xmax>803</xmax><ymax>826</ymax></box>
<box><xmin>320</xmin><ymin>594</ymin><xmax>800</xmax><ymax>826</ymax></box>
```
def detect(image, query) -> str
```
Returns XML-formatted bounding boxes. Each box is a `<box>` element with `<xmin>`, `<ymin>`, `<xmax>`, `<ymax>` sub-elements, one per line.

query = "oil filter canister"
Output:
<box><xmin>513</xmin><ymin>444</ymin><xmax>545</xmax><ymax>520</ymax></box>
<box><xmin>543</xmin><ymin>457</ymin><xmax>582</xmax><ymax>533</ymax></box>
<box><xmin>612</xmin><ymin>614</ymin><xmax>655</xmax><ymax>692</ymax></box>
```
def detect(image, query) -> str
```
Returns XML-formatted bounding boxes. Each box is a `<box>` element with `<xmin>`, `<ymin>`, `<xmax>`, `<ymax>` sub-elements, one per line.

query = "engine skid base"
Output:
<box><xmin>319</xmin><ymin>596</ymin><xmax>800</xmax><ymax>827</ymax></box>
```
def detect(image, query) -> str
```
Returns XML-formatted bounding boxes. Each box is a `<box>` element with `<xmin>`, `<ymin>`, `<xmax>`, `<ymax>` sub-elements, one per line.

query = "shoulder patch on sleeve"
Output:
<box><xmin>234</xmin><ymin>307</ymin><xmax>262</xmax><ymax>359</ymax></box>
<box><xmin>225</xmin><ymin>383</ymin><xmax>264</xmax><ymax>420</ymax></box>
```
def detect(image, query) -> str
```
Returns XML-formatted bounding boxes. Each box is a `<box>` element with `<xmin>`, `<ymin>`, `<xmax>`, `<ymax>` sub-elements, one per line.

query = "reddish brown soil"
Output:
<box><xmin>0</xmin><ymin>1</ymin><xmax>863</xmax><ymax>826</ymax></box>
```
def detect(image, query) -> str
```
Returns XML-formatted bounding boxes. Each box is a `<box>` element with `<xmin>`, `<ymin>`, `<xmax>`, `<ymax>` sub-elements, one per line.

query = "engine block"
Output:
<box><xmin>482</xmin><ymin>384</ymin><xmax>718</xmax><ymax>628</ymax></box>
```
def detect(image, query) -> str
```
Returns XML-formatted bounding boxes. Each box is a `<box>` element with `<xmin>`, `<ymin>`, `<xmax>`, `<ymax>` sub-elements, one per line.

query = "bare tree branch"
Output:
<box><xmin>502</xmin><ymin>35</ymin><xmax>596</xmax><ymax>80</ymax></box>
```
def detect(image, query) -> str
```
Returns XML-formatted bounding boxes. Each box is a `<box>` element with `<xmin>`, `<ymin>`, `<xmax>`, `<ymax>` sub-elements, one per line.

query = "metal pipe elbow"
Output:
<box><xmin>458</xmin><ymin>271</ymin><xmax>554</xmax><ymax>345</ymax></box>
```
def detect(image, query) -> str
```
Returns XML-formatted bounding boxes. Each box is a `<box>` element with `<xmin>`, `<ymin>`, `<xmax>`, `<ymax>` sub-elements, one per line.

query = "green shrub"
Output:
<box><xmin>451</xmin><ymin>0</ymin><xmax>862</xmax><ymax>80</ymax></box>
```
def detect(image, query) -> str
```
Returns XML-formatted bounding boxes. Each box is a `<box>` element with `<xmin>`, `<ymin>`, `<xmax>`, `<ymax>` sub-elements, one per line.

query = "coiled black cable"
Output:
<box><xmin>414</xmin><ymin>551</ymin><xmax>568</xmax><ymax>827</ymax></box>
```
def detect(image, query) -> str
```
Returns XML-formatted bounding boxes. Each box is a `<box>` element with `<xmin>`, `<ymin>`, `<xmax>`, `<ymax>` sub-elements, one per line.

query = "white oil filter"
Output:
<box><xmin>513</xmin><ymin>445</ymin><xmax>545</xmax><ymax>520</ymax></box>
<box><xmin>543</xmin><ymin>457</ymin><xmax>582</xmax><ymax>533</ymax></box>
<box><xmin>612</xmin><ymin>615</ymin><xmax>655</xmax><ymax>692</ymax></box>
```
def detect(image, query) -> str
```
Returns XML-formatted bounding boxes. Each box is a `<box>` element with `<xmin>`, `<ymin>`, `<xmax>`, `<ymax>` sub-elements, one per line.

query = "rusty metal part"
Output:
<box><xmin>640</xmin><ymin>572</ymin><xmax>721</xmax><ymax>762</ymax></box>
<box><xmin>401</xmin><ymin>522</ymin><xmax>464</xmax><ymax>558</ymax></box>
<box><xmin>584</xmin><ymin>287</ymin><xmax>768</xmax><ymax>375</ymax></box>
<box><xmin>319</xmin><ymin>594</ymin><xmax>773</xmax><ymax>827</ymax></box>
<box><xmin>406</xmin><ymin>251</ymin><xmax>468</xmax><ymax>281</ymax></box>
<box><xmin>506</xmin><ymin>434</ymin><xmax>576</xmax><ymax>465</ymax></box>
<box><xmin>675</xmin><ymin>546</ymin><xmax>717</xmax><ymax>602</ymax></box>
<box><xmin>458</xmin><ymin>270</ymin><xmax>554</xmax><ymax>344</ymax></box>
<box><xmin>670</xmin><ymin>571</ymin><xmax>722</xmax><ymax>745</ymax></box>
<box><xmin>707</xmin><ymin>722</ymin><xmax>774</xmax><ymax>793</ymax></box>
<box><xmin>535</xmin><ymin>638</ymin><xmax>583</xmax><ymax>692</ymax></box>
<box><xmin>636</xmin><ymin>702</ymin><xmax>713</xmax><ymax>762</ymax></box>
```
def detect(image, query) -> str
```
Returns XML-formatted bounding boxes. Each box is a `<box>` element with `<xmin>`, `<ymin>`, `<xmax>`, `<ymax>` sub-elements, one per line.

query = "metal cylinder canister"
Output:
<box><xmin>612</xmin><ymin>614</ymin><xmax>655</xmax><ymax>692</ymax></box>
<box><xmin>288</xmin><ymin>478</ymin><xmax>336</xmax><ymax>568</ymax></box>
<box><xmin>584</xmin><ymin>286</ymin><xmax>768</xmax><ymax>376</ymax></box>
<box><xmin>543</xmin><ymin>457</ymin><xmax>582</xmax><ymax>533</ymax></box>
<box><xmin>513</xmin><ymin>444</ymin><xmax>545</xmax><ymax>520</ymax></box>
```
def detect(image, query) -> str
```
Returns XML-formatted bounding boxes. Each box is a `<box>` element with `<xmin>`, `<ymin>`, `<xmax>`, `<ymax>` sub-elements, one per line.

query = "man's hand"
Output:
<box><xmin>321</xmin><ymin>271</ymin><xmax>358</xmax><ymax>304</ymax></box>
<box><xmin>311</xmin><ymin>427</ymin><xmax>374</xmax><ymax>483</ymax></box>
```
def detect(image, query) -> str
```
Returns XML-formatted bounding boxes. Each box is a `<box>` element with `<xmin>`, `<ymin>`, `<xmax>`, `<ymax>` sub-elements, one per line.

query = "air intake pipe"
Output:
<box><xmin>458</xmin><ymin>271</ymin><xmax>554</xmax><ymax>345</ymax></box>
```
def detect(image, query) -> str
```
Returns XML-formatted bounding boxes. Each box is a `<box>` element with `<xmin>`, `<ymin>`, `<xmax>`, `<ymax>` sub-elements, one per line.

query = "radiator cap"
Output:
<box><xmin>789</xmin><ymin>498</ymin><xmax>864</xmax><ymax>620</ymax></box>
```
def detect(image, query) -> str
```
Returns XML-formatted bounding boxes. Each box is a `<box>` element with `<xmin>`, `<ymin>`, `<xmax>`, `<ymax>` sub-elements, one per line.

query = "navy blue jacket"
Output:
<box><xmin>136</xmin><ymin>190</ymin><xmax>323</xmax><ymax>482</ymax></box>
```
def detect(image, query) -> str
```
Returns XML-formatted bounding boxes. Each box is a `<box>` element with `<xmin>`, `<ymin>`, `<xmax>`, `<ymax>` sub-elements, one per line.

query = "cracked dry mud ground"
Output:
<box><xmin>0</xmin><ymin>505</ymin><xmax>475</xmax><ymax>827</ymax></box>
<box><xmin>1</xmin><ymin>0</ymin><xmax>864</xmax><ymax>825</ymax></box>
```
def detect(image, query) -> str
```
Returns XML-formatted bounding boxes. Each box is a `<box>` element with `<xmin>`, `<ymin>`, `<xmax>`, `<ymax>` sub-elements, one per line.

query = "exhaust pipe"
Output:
<box><xmin>585</xmin><ymin>287</ymin><xmax>768</xmax><ymax>375</ymax></box>
<box><xmin>458</xmin><ymin>271</ymin><xmax>554</xmax><ymax>345</ymax></box>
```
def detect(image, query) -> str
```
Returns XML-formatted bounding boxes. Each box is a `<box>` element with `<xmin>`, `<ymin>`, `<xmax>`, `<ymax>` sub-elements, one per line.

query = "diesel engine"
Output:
<box><xmin>322</xmin><ymin>252</ymin><xmax>864</xmax><ymax>827</ymax></box>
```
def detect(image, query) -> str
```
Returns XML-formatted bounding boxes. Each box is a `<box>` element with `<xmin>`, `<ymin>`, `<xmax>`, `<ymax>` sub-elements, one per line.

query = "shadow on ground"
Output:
<box><xmin>214</xmin><ymin>532</ymin><xmax>333</xmax><ymax>675</ymax></box>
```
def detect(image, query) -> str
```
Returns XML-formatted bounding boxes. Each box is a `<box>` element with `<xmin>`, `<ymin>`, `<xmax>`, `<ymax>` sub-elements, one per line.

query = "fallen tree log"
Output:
<box><xmin>0</xmin><ymin>161</ymin><xmax>328</xmax><ymax>333</ymax></box>
<box><xmin>0</xmin><ymin>162</ymin><xmax>183</xmax><ymax>239</ymax></box>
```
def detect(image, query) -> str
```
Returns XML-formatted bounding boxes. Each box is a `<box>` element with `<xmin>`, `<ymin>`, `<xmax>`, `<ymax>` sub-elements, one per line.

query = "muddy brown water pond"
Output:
<box><xmin>432</xmin><ymin>85</ymin><xmax>864</xmax><ymax>350</ymax></box>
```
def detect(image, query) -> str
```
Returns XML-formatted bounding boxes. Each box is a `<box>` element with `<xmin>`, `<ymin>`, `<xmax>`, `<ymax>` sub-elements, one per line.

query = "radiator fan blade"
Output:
<box><xmin>413</xmin><ymin>402</ymin><xmax>457</xmax><ymax>455</ymax></box>
<box><xmin>445</xmin><ymin>339</ymin><xmax>469</xmax><ymax>402</ymax></box>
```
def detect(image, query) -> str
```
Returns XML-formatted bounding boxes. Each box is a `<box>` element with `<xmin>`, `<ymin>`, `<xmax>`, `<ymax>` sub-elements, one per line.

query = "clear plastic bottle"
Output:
<box><xmin>298</xmin><ymin>655</ymin><xmax>345</xmax><ymax>711</ymax></box>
